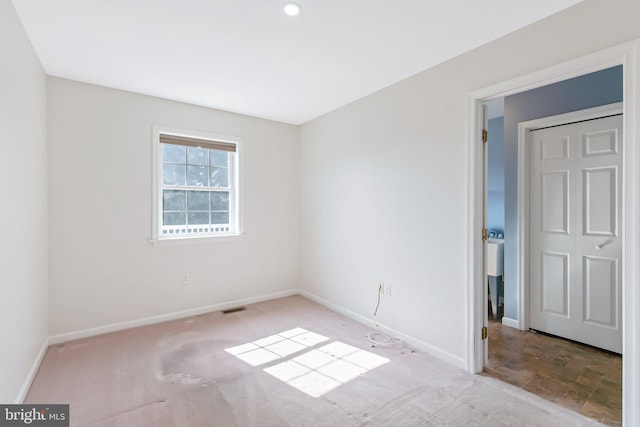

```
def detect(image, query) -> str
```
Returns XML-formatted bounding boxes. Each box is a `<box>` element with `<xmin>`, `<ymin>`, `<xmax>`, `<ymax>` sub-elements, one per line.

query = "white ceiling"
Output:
<box><xmin>12</xmin><ymin>0</ymin><xmax>582</xmax><ymax>125</ymax></box>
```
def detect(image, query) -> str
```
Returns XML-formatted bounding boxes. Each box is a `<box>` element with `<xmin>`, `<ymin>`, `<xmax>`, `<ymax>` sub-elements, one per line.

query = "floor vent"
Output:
<box><xmin>222</xmin><ymin>306</ymin><xmax>246</xmax><ymax>314</ymax></box>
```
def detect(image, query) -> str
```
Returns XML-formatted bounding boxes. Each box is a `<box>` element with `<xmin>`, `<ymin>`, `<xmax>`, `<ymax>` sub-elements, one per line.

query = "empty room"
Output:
<box><xmin>2</xmin><ymin>0</ymin><xmax>640</xmax><ymax>426</ymax></box>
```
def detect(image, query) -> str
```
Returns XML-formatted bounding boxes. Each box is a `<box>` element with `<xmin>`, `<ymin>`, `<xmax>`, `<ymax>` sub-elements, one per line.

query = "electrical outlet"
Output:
<box><xmin>386</xmin><ymin>284</ymin><xmax>392</xmax><ymax>297</ymax></box>
<box><xmin>181</xmin><ymin>273</ymin><xmax>190</xmax><ymax>285</ymax></box>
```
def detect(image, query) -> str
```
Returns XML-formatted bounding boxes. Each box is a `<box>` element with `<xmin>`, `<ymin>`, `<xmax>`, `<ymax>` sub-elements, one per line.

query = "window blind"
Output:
<box><xmin>159</xmin><ymin>134</ymin><xmax>236</xmax><ymax>152</ymax></box>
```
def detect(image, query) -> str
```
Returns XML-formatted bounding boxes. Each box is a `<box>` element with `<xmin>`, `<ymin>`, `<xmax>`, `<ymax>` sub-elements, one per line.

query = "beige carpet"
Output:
<box><xmin>26</xmin><ymin>295</ymin><xmax>602</xmax><ymax>426</ymax></box>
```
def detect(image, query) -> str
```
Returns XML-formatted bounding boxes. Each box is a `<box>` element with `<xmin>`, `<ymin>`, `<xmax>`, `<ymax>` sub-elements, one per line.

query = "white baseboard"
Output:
<box><xmin>297</xmin><ymin>290</ymin><xmax>467</xmax><ymax>370</ymax></box>
<box><xmin>501</xmin><ymin>317</ymin><xmax>519</xmax><ymax>329</ymax></box>
<box><xmin>43</xmin><ymin>288</ymin><xmax>465</xmax><ymax>387</ymax></box>
<box><xmin>15</xmin><ymin>337</ymin><xmax>49</xmax><ymax>403</ymax></box>
<box><xmin>49</xmin><ymin>289</ymin><xmax>298</xmax><ymax>345</ymax></box>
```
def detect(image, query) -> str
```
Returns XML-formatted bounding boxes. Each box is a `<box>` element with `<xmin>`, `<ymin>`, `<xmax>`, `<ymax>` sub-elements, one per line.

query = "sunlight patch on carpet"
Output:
<box><xmin>225</xmin><ymin>328</ymin><xmax>389</xmax><ymax>397</ymax></box>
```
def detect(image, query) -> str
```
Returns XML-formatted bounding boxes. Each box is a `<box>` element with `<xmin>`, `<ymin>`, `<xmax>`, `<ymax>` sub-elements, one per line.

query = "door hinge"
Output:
<box><xmin>482</xmin><ymin>129</ymin><xmax>488</xmax><ymax>143</ymax></box>
<box><xmin>482</xmin><ymin>326</ymin><xmax>488</xmax><ymax>340</ymax></box>
<box><xmin>482</xmin><ymin>228</ymin><xmax>488</xmax><ymax>241</ymax></box>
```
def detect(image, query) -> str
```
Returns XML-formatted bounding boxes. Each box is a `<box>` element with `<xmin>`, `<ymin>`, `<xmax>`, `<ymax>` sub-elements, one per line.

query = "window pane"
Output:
<box><xmin>157</xmin><ymin>135</ymin><xmax>238</xmax><ymax>238</ymax></box>
<box><xmin>210</xmin><ymin>150</ymin><xmax>229</xmax><ymax>167</ymax></box>
<box><xmin>163</xmin><ymin>190</ymin><xmax>186</xmax><ymax>211</ymax></box>
<box><xmin>188</xmin><ymin>191</ymin><xmax>209</xmax><ymax>210</ymax></box>
<box><xmin>163</xmin><ymin>212</ymin><xmax>186</xmax><ymax>226</ymax></box>
<box><xmin>163</xmin><ymin>164</ymin><xmax>186</xmax><ymax>186</ymax></box>
<box><xmin>163</xmin><ymin>144</ymin><xmax>186</xmax><ymax>164</ymax></box>
<box><xmin>188</xmin><ymin>212</ymin><xmax>209</xmax><ymax>225</ymax></box>
<box><xmin>187</xmin><ymin>165</ymin><xmax>209</xmax><ymax>187</ymax></box>
<box><xmin>211</xmin><ymin>211</ymin><xmax>229</xmax><ymax>224</ymax></box>
<box><xmin>210</xmin><ymin>191</ymin><xmax>229</xmax><ymax>211</ymax></box>
<box><xmin>187</xmin><ymin>147</ymin><xmax>209</xmax><ymax>166</ymax></box>
<box><xmin>210</xmin><ymin>167</ymin><xmax>229</xmax><ymax>187</ymax></box>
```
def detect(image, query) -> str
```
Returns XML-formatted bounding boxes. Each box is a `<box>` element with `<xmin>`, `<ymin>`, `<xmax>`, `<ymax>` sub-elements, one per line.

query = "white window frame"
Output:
<box><xmin>151</xmin><ymin>125</ymin><xmax>243</xmax><ymax>245</ymax></box>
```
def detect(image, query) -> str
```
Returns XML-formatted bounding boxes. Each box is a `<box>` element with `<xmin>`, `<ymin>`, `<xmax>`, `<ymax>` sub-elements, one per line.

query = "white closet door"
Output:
<box><xmin>529</xmin><ymin>114</ymin><xmax>622</xmax><ymax>353</ymax></box>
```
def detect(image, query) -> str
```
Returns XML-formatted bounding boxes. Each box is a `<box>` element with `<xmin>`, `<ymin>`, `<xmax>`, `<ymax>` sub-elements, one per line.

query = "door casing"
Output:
<box><xmin>466</xmin><ymin>40</ymin><xmax>640</xmax><ymax>427</ymax></box>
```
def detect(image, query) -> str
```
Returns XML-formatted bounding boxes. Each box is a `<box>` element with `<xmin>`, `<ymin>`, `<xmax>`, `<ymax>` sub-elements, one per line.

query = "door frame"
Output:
<box><xmin>518</xmin><ymin>102</ymin><xmax>624</xmax><ymax>333</ymax></box>
<box><xmin>465</xmin><ymin>40</ymin><xmax>640</xmax><ymax>426</ymax></box>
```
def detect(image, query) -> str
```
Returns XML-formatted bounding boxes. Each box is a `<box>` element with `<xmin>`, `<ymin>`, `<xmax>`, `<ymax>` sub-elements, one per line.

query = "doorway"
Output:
<box><xmin>466</xmin><ymin>40</ymin><xmax>640</xmax><ymax>426</ymax></box>
<box><xmin>483</xmin><ymin>98</ymin><xmax>624</xmax><ymax>424</ymax></box>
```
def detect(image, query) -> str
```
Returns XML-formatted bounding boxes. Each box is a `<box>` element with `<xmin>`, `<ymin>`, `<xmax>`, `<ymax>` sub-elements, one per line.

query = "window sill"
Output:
<box><xmin>149</xmin><ymin>233</ymin><xmax>245</xmax><ymax>246</ymax></box>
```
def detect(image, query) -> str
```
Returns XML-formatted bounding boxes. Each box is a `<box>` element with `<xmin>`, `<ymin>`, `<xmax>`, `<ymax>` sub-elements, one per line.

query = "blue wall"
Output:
<box><xmin>502</xmin><ymin>65</ymin><xmax>623</xmax><ymax>320</ymax></box>
<box><xmin>488</xmin><ymin>116</ymin><xmax>505</xmax><ymax>236</ymax></box>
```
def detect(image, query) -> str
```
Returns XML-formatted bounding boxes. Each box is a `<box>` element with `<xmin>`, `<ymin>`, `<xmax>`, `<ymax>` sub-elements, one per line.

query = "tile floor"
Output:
<box><xmin>482</xmin><ymin>319</ymin><xmax>622</xmax><ymax>426</ymax></box>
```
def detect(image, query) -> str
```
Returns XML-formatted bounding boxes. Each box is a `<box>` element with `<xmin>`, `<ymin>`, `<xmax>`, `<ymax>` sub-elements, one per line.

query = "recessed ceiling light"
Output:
<box><xmin>283</xmin><ymin>2</ymin><xmax>301</xmax><ymax>16</ymax></box>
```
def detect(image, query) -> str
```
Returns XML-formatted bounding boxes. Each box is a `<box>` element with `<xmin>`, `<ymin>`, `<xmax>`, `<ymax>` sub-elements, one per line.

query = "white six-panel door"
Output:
<box><xmin>529</xmin><ymin>114</ymin><xmax>622</xmax><ymax>353</ymax></box>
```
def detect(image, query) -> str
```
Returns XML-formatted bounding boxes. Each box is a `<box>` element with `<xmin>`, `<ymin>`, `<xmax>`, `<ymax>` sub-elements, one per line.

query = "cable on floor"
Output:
<box><xmin>369</xmin><ymin>284</ymin><xmax>403</xmax><ymax>348</ymax></box>
<box><xmin>367</xmin><ymin>330</ymin><xmax>403</xmax><ymax>347</ymax></box>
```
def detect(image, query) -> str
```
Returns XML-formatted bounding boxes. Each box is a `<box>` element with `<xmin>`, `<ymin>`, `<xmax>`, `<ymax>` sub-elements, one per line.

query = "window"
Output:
<box><xmin>152</xmin><ymin>128</ymin><xmax>241</xmax><ymax>241</ymax></box>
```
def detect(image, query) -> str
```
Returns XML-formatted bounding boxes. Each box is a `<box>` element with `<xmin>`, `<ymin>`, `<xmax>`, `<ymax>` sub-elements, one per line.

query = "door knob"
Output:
<box><xmin>596</xmin><ymin>239</ymin><xmax>614</xmax><ymax>250</ymax></box>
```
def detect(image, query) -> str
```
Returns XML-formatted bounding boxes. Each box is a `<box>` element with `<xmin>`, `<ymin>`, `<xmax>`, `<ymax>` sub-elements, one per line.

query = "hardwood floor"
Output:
<box><xmin>482</xmin><ymin>319</ymin><xmax>622</xmax><ymax>426</ymax></box>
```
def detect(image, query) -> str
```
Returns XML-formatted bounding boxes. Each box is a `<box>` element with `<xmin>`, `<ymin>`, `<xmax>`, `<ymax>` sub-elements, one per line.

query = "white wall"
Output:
<box><xmin>47</xmin><ymin>78</ymin><xmax>300</xmax><ymax>336</ymax></box>
<box><xmin>299</xmin><ymin>0</ymin><xmax>640</xmax><ymax>366</ymax></box>
<box><xmin>0</xmin><ymin>0</ymin><xmax>49</xmax><ymax>403</ymax></box>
